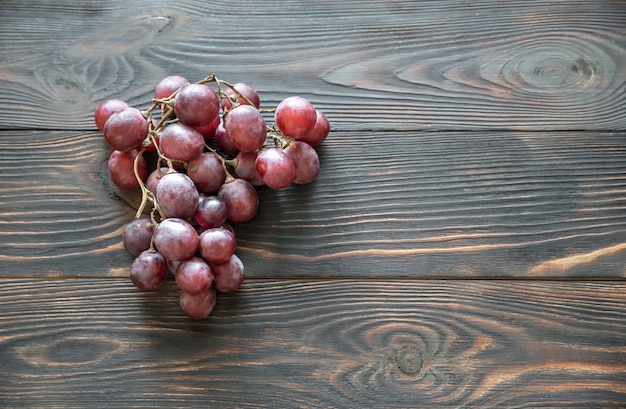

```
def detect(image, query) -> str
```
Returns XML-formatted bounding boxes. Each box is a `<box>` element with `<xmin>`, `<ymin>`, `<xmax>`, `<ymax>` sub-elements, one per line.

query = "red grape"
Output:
<box><xmin>175</xmin><ymin>257</ymin><xmax>214</xmax><ymax>295</ymax></box>
<box><xmin>156</xmin><ymin>172</ymin><xmax>199</xmax><ymax>220</ymax></box>
<box><xmin>255</xmin><ymin>147</ymin><xmax>296</xmax><ymax>189</ymax></box>
<box><xmin>187</xmin><ymin>152</ymin><xmax>227</xmax><ymax>194</ymax></box>
<box><xmin>146</xmin><ymin>167</ymin><xmax>169</xmax><ymax>194</ymax></box>
<box><xmin>210</xmin><ymin>254</ymin><xmax>245</xmax><ymax>292</ymax></box>
<box><xmin>299</xmin><ymin>109</ymin><xmax>330</xmax><ymax>147</ymax></box>
<box><xmin>123</xmin><ymin>218</ymin><xmax>154</xmax><ymax>257</ymax></box>
<box><xmin>194</xmin><ymin>196</ymin><xmax>228</xmax><ymax>229</ymax></box>
<box><xmin>234</xmin><ymin>150</ymin><xmax>264</xmax><ymax>186</ymax></box>
<box><xmin>108</xmin><ymin>149</ymin><xmax>147</xmax><ymax>190</ymax></box>
<box><xmin>174</xmin><ymin>83</ymin><xmax>219</xmax><ymax>127</ymax></box>
<box><xmin>274</xmin><ymin>96</ymin><xmax>317</xmax><ymax>140</ymax></box>
<box><xmin>155</xmin><ymin>75</ymin><xmax>188</xmax><ymax>99</ymax></box>
<box><xmin>284</xmin><ymin>141</ymin><xmax>320</xmax><ymax>184</ymax></box>
<box><xmin>217</xmin><ymin>179</ymin><xmax>259</xmax><ymax>222</ymax></box>
<box><xmin>103</xmin><ymin>107</ymin><xmax>149</xmax><ymax>152</ymax></box>
<box><xmin>199</xmin><ymin>227</ymin><xmax>236</xmax><ymax>264</ymax></box>
<box><xmin>153</xmin><ymin>218</ymin><xmax>199</xmax><ymax>261</ymax></box>
<box><xmin>224</xmin><ymin>105</ymin><xmax>266</xmax><ymax>152</ymax></box>
<box><xmin>159</xmin><ymin>123</ymin><xmax>205</xmax><ymax>162</ymax></box>
<box><xmin>215</xmin><ymin>122</ymin><xmax>239</xmax><ymax>157</ymax></box>
<box><xmin>130</xmin><ymin>250</ymin><xmax>168</xmax><ymax>291</ymax></box>
<box><xmin>94</xmin><ymin>99</ymin><xmax>129</xmax><ymax>132</ymax></box>
<box><xmin>222</xmin><ymin>83</ymin><xmax>260</xmax><ymax>110</ymax></box>
<box><xmin>180</xmin><ymin>288</ymin><xmax>217</xmax><ymax>319</ymax></box>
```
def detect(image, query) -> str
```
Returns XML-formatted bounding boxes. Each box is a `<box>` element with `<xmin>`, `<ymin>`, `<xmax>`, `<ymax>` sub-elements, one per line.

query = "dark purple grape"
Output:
<box><xmin>103</xmin><ymin>107</ymin><xmax>149</xmax><ymax>152</ymax></box>
<box><xmin>176</xmin><ymin>257</ymin><xmax>214</xmax><ymax>295</ymax></box>
<box><xmin>199</xmin><ymin>227</ymin><xmax>236</xmax><ymax>264</ymax></box>
<box><xmin>187</xmin><ymin>152</ymin><xmax>226</xmax><ymax>194</ymax></box>
<box><xmin>123</xmin><ymin>218</ymin><xmax>154</xmax><ymax>257</ymax></box>
<box><xmin>174</xmin><ymin>83</ymin><xmax>219</xmax><ymax>127</ymax></box>
<box><xmin>94</xmin><ymin>99</ymin><xmax>129</xmax><ymax>132</ymax></box>
<box><xmin>194</xmin><ymin>196</ymin><xmax>228</xmax><ymax>229</ymax></box>
<box><xmin>130</xmin><ymin>250</ymin><xmax>167</xmax><ymax>291</ymax></box>
<box><xmin>274</xmin><ymin>96</ymin><xmax>317</xmax><ymax>140</ymax></box>
<box><xmin>108</xmin><ymin>149</ymin><xmax>147</xmax><ymax>190</ymax></box>
<box><xmin>180</xmin><ymin>288</ymin><xmax>217</xmax><ymax>319</ymax></box>
<box><xmin>156</xmin><ymin>172</ymin><xmax>199</xmax><ymax>220</ymax></box>
<box><xmin>224</xmin><ymin>105</ymin><xmax>266</xmax><ymax>152</ymax></box>
<box><xmin>217</xmin><ymin>179</ymin><xmax>259</xmax><ymax>222</ymax></box>
<box><xmin>152</xmin><ymin>218</ymin><xmax>199</xmax><ymax>261</ymax></box>
<box><xmin>255</xmin><ymin>147</ymin><xmax>296</xmax><ymax>189</ymax></box>
<box><xmin>159</xmin><ymin>123</ymin><xmax>205</xmax><ymax>162</ymax></box>
<box><xmin>284</xmin><ymin>141</ymin><xmax>320</xmax><ymax>184</ymax></box>
<box><xmin>210</xmin><ymin>254</ymin><xmax>245</xmax><ymax>293</ymax></box>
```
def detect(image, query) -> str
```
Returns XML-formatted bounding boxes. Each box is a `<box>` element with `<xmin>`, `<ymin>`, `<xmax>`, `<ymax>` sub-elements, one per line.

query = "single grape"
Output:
<box><xmin>284</xmin><ymin>141</ymin><xmax>320</xmax><ymax>184</ymax></box>
<box><xmin>103</xmin><ymin>107</ymin><xmax>149</xmax><ymax>152</ymax></box>
<box><xmin>155</xmin><ymin>75</ymin><xmax>188</xmax><ymax>99</ymax></box>
<box><xmin>217</xmin><ymin>179</ymin><xmax>259</xmax><ymax>222</ymax></box>
<box><xmin>159</xmin><ymin>123</ymin><xmax>205</xmax><ymax>162</ymax></box>
<box><xmin>199</xmin><ymin>227</ymin><xmax>236</xmax><ymax>264</ymax></box>
<box><xmin>222</xmin><ymin>83</ymin><xmax>260</xmax><ymax>110</ymax></box>
<box><xmin>175</xmin><ymin>257</ymin><xmax>214</xmax><ymax>295</ymax></box>
<box><xmin>123</xmin><ymin>218</ymin><xmax>154</xmax><ymax>257</ymax></box>
<box><xmin>274</xmin><ymin>96</ymin><xmax>317</xmax><ymax>140</ymax></box>
<box><xmin>146</xmin><ymin>167</ymin><xmax>169</xmax><ymax>194</ymax></box>
<box><xmin>130</xmin><ymin>250</ymin><xmax>167</xmax><ymax>291</ymax></box>
<box><xmin>94</xmin><ymin>99</ymin><xmax>129</xmax><ymax>132</ymax></box>
<box><xmin>174</xmin><ymin>83</ymin><xmax>220</xmax><ymax>127</ymax></box>
<box><xmin>153</xmin><ymin>218</ymin><xmax>199</xmax><ymax>261</ymax></box>
<box><xmin>180</xmin><ymin>287</ymin><xmax>217</xmax><ymax>319</ymax></box>
<box><xmin>187</xmin><ymin>152</ymin><xmax>227</xmax><ymax>194</ymax></box>
<box><xmin>156</xmin><ymin>172</ymin><xmax>199</xmax><ymax>220</ymax></box>
<box><xmin>299</xmin><ymin>109</ymin><xmax>330</xmax><ymax>147</ymax></box>
<box><xmin>108</xmin><ymin>149</ymin><xmax>147</xmax><ymax>190</ymax></box>
<box><xmin>224</xmin><ymin>105</ymin><xmax>266</xmax><ymax>152</ymax></box>
<box><xmin>194</xmin><ymin>196</ymin><xmax>228</xmax><ymax>229</ymax></box>
<box><xmin>234</xmin><ymin>150</ymin><xmax>264</xmax><ymax>186</ymax></box>
<box><xmin>215</xmin><ymin>122</ymin><xmax>240</xmax><ymax>157</ymax></box>
<box><xmin>210</xmin><ymin>254</ymin><xmax>245</xmax><ymax>293</ymax></box>
<box><xmin>255</xmin><ymin>147</ymin><xmax>296</xmax><ymax>189</ymax></box>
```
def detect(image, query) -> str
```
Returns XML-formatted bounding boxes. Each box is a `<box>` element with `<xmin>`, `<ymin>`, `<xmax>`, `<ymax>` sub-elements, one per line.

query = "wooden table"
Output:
<box><xmin>1</xmin><ymin>1</ymin><xmax>625</xmax><ymax>407</ymax></box>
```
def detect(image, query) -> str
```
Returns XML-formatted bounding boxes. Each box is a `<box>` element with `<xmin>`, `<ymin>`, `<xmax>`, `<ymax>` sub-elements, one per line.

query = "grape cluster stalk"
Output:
<box><xmin>95</xmin><ymin>74</ymin><xmax>330</xmax><ymax>319</ymax></box>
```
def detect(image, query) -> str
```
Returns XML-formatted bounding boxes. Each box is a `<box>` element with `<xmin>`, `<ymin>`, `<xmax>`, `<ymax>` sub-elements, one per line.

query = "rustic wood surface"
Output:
<box><xmin>1</xmin><ymin>0</ymin><xmax>625</xmax><ymax>408</ymax></box>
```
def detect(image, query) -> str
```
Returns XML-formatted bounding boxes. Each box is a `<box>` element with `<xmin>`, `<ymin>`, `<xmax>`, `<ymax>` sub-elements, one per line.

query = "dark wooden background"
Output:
<box><xmin>1</xmin><ymin>1</ymin><xmax>625</xmax><ymax>407</ymax></box>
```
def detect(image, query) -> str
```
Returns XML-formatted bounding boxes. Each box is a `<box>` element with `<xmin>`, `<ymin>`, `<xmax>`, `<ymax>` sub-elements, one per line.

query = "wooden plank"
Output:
<box><xmin>2</xmin><ymin>130</ymin><xmax>626</xmax><ymax>278</ymax></box>
<box><xmin>0</xmin><ymin>278</ymin><xmax>624</xmax><ymax>408</ymax></box>
<box><xmin>0</xmin><ymin>0</ymin><xmax>625</xmax><ymax>131</ymax></box>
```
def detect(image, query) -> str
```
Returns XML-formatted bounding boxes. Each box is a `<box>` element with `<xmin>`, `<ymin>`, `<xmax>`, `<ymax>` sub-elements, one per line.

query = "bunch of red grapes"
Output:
<box><xmin>94</xmin><ymin>74</ymin><xmax>330</xmax><ymax>319</ymax></box>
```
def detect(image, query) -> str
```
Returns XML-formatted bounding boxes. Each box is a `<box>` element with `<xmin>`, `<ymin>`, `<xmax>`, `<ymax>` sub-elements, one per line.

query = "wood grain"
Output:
<box><xmin>0</xmin><ymin>0</ymin><xmax>625</xmax><ymax>131</ymax></box>
<box><xmin>0</xmin><ymin>278</ymin><xmax>624</xmax><ymax>408</ymax></box>
<box><xmin>2</xmin><ymin>130</ymin><xmax>626</xmax><ymax>278</ymax></box>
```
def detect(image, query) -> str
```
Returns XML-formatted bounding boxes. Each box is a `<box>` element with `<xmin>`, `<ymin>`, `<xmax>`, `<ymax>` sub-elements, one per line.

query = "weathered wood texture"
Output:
<box><xmin>1</xmin><ymin>279</ymin><xmax>624</xmax><ymax>408</ymax></box>
<box><xmin>1</xmin><ymin>130</ymin><xmax>626</xmax><ymax>278</ymax></box>
<box><xmin>0</xmin><ymin>0</ymin><xmax>625</xmax><ymax>131</ymax></box>
<box><xmin>1</xmin><ymin>0</ymin><xmax>625</xmax><ymax>408</ymax></box>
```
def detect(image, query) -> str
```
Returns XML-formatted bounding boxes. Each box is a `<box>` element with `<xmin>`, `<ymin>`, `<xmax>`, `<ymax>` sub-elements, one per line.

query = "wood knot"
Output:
<box><xmin>394</xmin><ymin>345</ymin><xmax>423</xmax><ymax>375</ymax></box>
